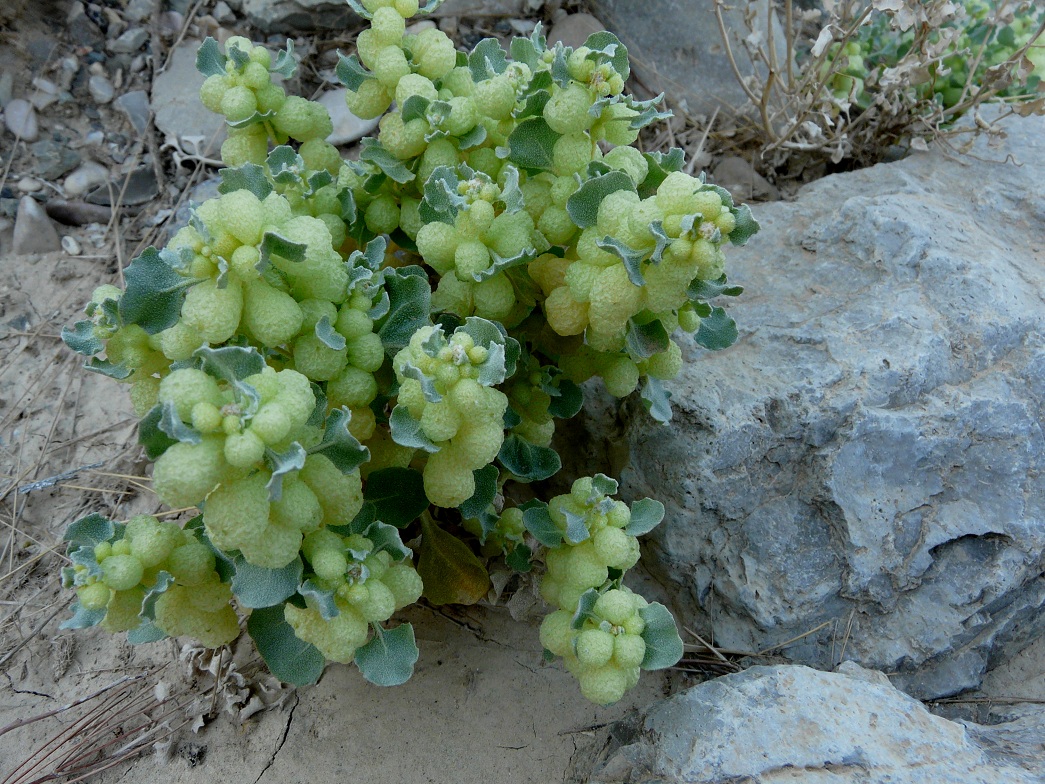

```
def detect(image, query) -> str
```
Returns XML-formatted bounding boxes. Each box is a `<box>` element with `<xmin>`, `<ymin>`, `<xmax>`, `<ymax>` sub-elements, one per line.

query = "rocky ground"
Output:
<box><xmin>1</xmin><ymin>1</ymin><xmax>1042</xmax><ymax>783</ymax></box>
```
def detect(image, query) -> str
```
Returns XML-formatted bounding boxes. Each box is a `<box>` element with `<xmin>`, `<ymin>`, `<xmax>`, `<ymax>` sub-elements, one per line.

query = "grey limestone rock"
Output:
<box><xmin>611</xmin><ymin>115</ymin><xmax>1045</xmax><ymax>699</ymax></box>
<box><xmin>242</xmin><ymin>0</ymin><xmax>533</xmax><ymax>32</ymax></box>
<box><xmin>151</xmin><ymin>43</ymin><xmax>227</xmax><ymax>158</ymax></box>
<box><xmin>575</xmin><ymin>663</ymin><xmax>1045</xmax><ymax>784</ymax></box>
<box><xmin>13</xmin><ymin>196</ymin><xmax>61</xmax><ymax>255</ymax></box>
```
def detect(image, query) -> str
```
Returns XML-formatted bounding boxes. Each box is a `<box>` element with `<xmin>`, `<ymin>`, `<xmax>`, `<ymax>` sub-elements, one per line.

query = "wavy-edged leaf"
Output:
<box><xmin>226</xmin><ymin>109</ymin><xmax>277</xmax><ymax>130</ymax></box>
<box><xmin>309</xmin><ymin>408</ymin><xmax>370</xmax><ymax>473</ymax></box>
<box><xmin>729</xmin><ymin>203</ymin><xmax>760</xmax><ymax>246</ymax></box>
<box><xmin>248</xmin><ymin>604</ymin><xmax>326</xmax><ymax>686</ymax></box>
<box><xmin>505</xmin><ymin>117</ymin><xmax>560</xmax><ymax>171</ymax></box>
<box><xmin>571</xmin><ymin>588</ymin><xmax>600</xmax><ymax>629</ymax></box>
<box><xmin>626</xmin><ymin>498</ymin><xmax>665</xmax><ymax>536</ymax></box>
<box><xmin>565</xmin><ymin>170</ymin><xmax>634</xmax><ymax>229</ymax></box>
<box><xmin>219</xmin><ymin>162</ymin><xmax>273</xmax><ymax>200</ymax></box>
<box><xmin>456</xmin><ymin>123</ymin><xmax>487</xmax><ymax>150</ymax></box>
<box><xmin>595</xmin><ymin>235</ymin><xmax>647</xmax><ymax>286</ymax></box>
<box><xmin>468</xmin><ymin>38</ymin><xmax>509</xmax><ymax>82</ymax></box>
<box><xmin>64</xmin><ymin>513</ymin><xmax>116</xmax><ymax>548</ymax></box>
<box><xmin>315</xmin><ymin>315</ymin><xmax>346</xmax><ymax>350</ymax></box>
<box><xmin>498</xmin><ymin>434</ymin><xmax>560</xmax><ymax>482</ymax></box>
<box><xmin>505</xmin><ymin>543</ymin><xmax>532</xmax><ymax>572</ymax></box>
<box><xmin>639</xmin><ymin>602</ymin><xmax>683</xmax><ymax>669</ymax></box>
<box><xmin>298</xmin><ymin>578</ymin><xmax>339</xmax><ymax>619</ymax></box>
<box><xmin>641</xmin><ymin>377</ymin><xmax>672</xmax><ymax>424</ymax></box>
<box><xmin>84</xmin><ymin>358</ymin><xmax>133</xmax><ymax>380</ymax></box>
<box><xmin>354</xmin><ymin>623</ymin><xmax>419</xmax><ymax>686</ymax></box>
<box><xmin>694</xmin><ymin>306</ymin><xmax>738</xmax><ymax>351</ymax></box>
<box><xmin>139</xmin><ymin>404</ymin><xmax>177</xmax><ymax>460</ymax></box>
<box><xmin>62</xmin><ymin>321</ymin><xmax>104</xmax><ymax>356</ymax></box>
<box><xmin>459</xmin><ymin>317</ymin><xmax>520</xmax><ymax>379</ymax></box>
<box><xmin>547</xmin><ymin>378</ymin><xmax>583</xmax><ymax>419</ymax></box>
<box><xmin>195</xmin><ymin>37</ymin><xmax>227</xmax><ymax>77</ymax></box>
<box><xmin>626</xmin><ymin>318</ymin><xmax>669</xmax><ymax>361</ymax></box>
<box><xmin>361</xmin><ymin>520</ymin><xmax>411</xmax><ymax>561</ymax></box>
<box><xmin>688</xmin><ymin>274</ymin><xmax>743</xmax><ymax>301</ymax></box>
<box><xmin>378</xmin><ymin>267</ymin><xmax>431</xmax><ymax>355</ymax></box>
<box><xmin>362</xmin><ymin>467</ymin><xmax>428</xmax><ymax>528</ymax></box>
<box><xmin>418</xmin><ymin>165</ymin><xmax>467</xmax><ymax>225</ymax></box>
<box><xmin>417</xmin><ymin>516</ymin><xmax>490</xmax><ymax>605</ymax></box>
<box><xmin>270</xmin><ymin>39</ymin><xmax>297</xmax><ymax>79</ymax></box>
<box><xmin>155</xmin><ymin>400</ymin><xmax>201</xmax><ymax>448</ymax></box>
<box><xmin>259</xmin><ymin>230</ymin><xmax>308</xmax><ymax>269</ymax></box>
<box><xmin>194</xmin><ymin>345</ymin><xmax>265</xmax><ymax>382</ymax></box>
<box><xmin>265</xmin><ymin>442</ymin><xmax>307</xmax><ymax>501</ymax></box>
<box><xmin>583</xmin><ymin>30</ymin><xmax>630</xmax><ymax>80</ymax></box>
<box><xmin>232</xmin><ymin>555</ymin><xmax>303</xmax><ymax>608</ymax></box>
<box><xmin>120</xmin><ymin>247</ymin><xmax>196</xmax><ymax>334</ymax></box>
<box><xmin>520</xmin><ymin>499</ymin><xmax>561</xmax><ymax>547</ymax></box>
<box><xmin>359</xmin><ymin>138</ymin><xmax>415</xmax><ymax>184</ymax></box>
<box><xmin>638</xmin><ymin>147</ymin><xmax>686</xmax><ymax>198</ymax></box>
<box><xmin>59</xmin><ymin>602</ymin><xmax>106</xmax><ymax>631</ymax></box>
<box><xmin>388</xmin><ymin>405</ymin><xmax>439</xmax><ymax>453</ymax></box>
<box><xmin>459</xmin><ymin>464</ymin><xmax>498</xmax><ymax>520</ymax></box>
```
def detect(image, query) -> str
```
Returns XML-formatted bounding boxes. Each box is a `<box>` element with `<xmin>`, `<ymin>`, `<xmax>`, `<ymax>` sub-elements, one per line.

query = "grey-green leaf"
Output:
<box><xmin>625</xmin><ymin>318</ymin><xmax>669</xmax><ymax>361</ymax></box>
<box><xmin>64</xmin><ymin>513</ymin><xmax>116</xmax><ymax>547</ymax></box>
<box><xmin>596</xmin><ymin>236</ymin><xmax>647</xmax><ymax>286</ymax></box>
<box><xmin>639</xmin><ymin>602</ymin><xmax>683</xmax><ymax>669</ymax></box>
<box><xmin>640</xmin><ymin>377</ymin><xmax>672</xmax><ymax>424</ymax></box>
<box><xmin>626</xmin><ymin>498</ymin><xmax>665</xmax><ymax>536</ymax></box>
<box><xmin>498</xmin><ymin>434</ymin><xmax>560</xmax><ymax>482</ymax></box>
<box><xmin>309</xmin><ymin>408</ymin><xmax>370</xmax><ymax>473</ymax></box>
<box><xmin>360</xmin><ymin>138</ymin><xmax>415</xmax><ymax>184</ymax></box>
<box><xmin>62</xmin><ymin>321</ymin><xmax>104</xmax><ymax>356</ymax></box>
<box><xmin>248</xmin><ymin>604</ymin><xmax>326</xmax><ymax>686</ymax></box>
<box><xmin>157</xmin><ymin>400</ymin><xmax>202</xmax><ymax>446</ymax></box>
<box><xmin>138</xmin><ymin>404</ymin><xmax>177</xmax><ymax>460</ymax></box>
<box><xmin>388</xmin><ymin>405</ymin><xmax>439</xmax><ymax>453</ymax></box>
<box><xmin>468</xmin><ymin>38</ymin><xmax>509</xmax><ymax>82</ymax></box>
<box><xmin>260</xmin><ymin>231</ymin><xmax>308</xmax><ymax>267</ymax></box>
<box><xmin>219</xmin><ymin>162</ymin><xmax>273</xmax><ymax>200</ymax></box>
<box><xmin>459</xmin><ymin>464</ymin><xmax>498</xmax><ymax>520</ymax></box>
<box><xmin>232</xmin><ymin>556</ymin><xmax>303</xmax><ymax>608</ymax></box>
<box><xmin>315</xmin><ymin>315</ymin><xmax>347</xmax><ymax>351</ymax></box>
<box><xmin>119</xmin><ymin>247</ymin><xmax>196</xmax><ymax>334</ymax></box>
<box><xmin>265</xmin><ymin>442</ymin><xmax>307</xmax><ymax>501</ymax></box>
<box><xmin>521</xmin><ymin>499</ymin><xmax>562</xmax><ymax>547</ymax></box>
<box><xmin>270</xmin><ymin>40</ymin><xmax>297</xmax><ymax>79</ymax></box>
<box><xmin>59</xmin><ymin>602</ymin><xmax>106</xmax><ymax>631</ymax></box>
<box><xmin>378</xmin><ymin>268</ymin><xmax>431</xmax><ymax>355</ymax></box>
<box><xmin>194</xmin><ymin>345</ymin><xmax>266</xmax><ymax>382</ymax></box>
<box><xmin>694</xmin><ymin>306</ymin><xmax>739</xmax><ymax>351</ymax></box>
<box><xmin>729</xmin><ymin>203</ymin><xmax>760</xmax><ymax>246</ymax></box>
<box><xmin>362</xmin><ymin>467</ymin><xmax>428</xmax><ymax>528</ymax></box>
<box><xmin>298</xmin><ymin>579</ymin><xmax>339</xmax><ymax>619</ymax></box>
<box><xmin>565</xmin><ymin>171</ymin><xmax>634</xmax><ymax>229</ymax></box>
<box><xmin>571</xmin><ymin>588</ymin><xmax>600</xmax><ymax>629</ymax></box>
<box><xmin>195</xmin><ymin>37</ymin><xmax>227</xmax><ymax>78</ymax></box>
<box><xmin>354</xmin><ymin>623</ymin><xmax>419</xmax><ymax>686</ymax></box>
<box><xmin>506</xmin><ymin>117</ymin><xmax>560</xmax><ymax>171</ymax></box>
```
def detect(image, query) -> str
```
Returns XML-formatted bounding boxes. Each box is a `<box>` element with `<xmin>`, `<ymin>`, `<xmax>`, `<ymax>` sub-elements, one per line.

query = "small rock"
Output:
<box><xmin>546</xmin><ymin>12</ymin><xmax>603</xmax><ymax>49</ymax></box>
<box><xmin>64</xmin><ymin>161</ymin><xmax>110</xmax><ymax>197</ymax></box>
<box><xmin>115</xmin><ymin>90</ymin><xmax>150</xmax><ymax>134</ymax></box>
<box><xmin>86</xmin><ymin>167</ymin><xmax>159</xmax><ymax>206</ymax></box>
<box><xmin>159</xmin><ymin>11</ymin><xmax>184</xmax><ymax>36</ymax></box>
<box><xmin>61</xmin><ymin>235</ymin><xmax>82</xmax><ymax>255</ymax></box>
<box><xmin>58</xmin><ymin>57</ymin><xmax>79</xmax><ymax>90</ymax></box>
<box><xmin>169</xmin><ymin>177</ymin><xmax>221</xmax><ymax>236</ymax></box>
<box><xmin>67</xmin><ymin>2</ymin><xmax>105</xmax><ymax>48</ymax></box>
<box><xmin>31</xmin><ymin>140</ymin><xmax>81</xmax><ymax>180</ymax></box>
<box><xmin>405</xmin><ymin>19</ymin><xmax>436</xmax><ymax>34</ymax></box>
<box><xmin>45</xmin><ymin>199</ymin><xmax>113</xmax><ymax>226</ymax></box>
<box><xmin>508</xmin><ymin>18</ymin><xmax>537</xmax><ymax>36</ymax></box>
<box><xmin>318</xmin><ymin>88</ymin><xmax>379</xmax><ymax>146</ymax></box>
<box><xmin>124</xmin><ymin>0</ymin><xmax>160</xmax><ymax>22</ymax></box>
<box><xmin>13</xmin><ymin>196</ymin><xmax>62</xmax><ymax>254</ymax></box>
<box><xmin>108</xmin><ymin>27</ymin><xmax>149</xmax><ymax>54</ymax></box>
<box><xmin>213</xmin><ymin>1</ymin><xmax>236</xmax><ymax>23</ymax></box>
<box><xmin>130</xmin><ymin>55</ymin><xmax>146</xmax><ymax>73</ymax></box>
<box><xmin>0</xmin><ymin>72</ymin><xmax>13</xmax><ymax>107</ymax></box>
<box><xmin>17</xmin><ymin>177</ymin><xmax>42</xmax><ymax>193</ymax></box>
<box><xmin>711</xmin><ymin>156</ymin><xmax>779</xmax><ymax>202</ymax></box>
<box><xmin>151</xmin><ymin>42</ymin><xmax>227</xmax><ymax>157</ymax></box>
<box><xmin>4</xmin><ymin>99</ymin><xmax>39</xmax><ymax>142</ymax></box>
<box><xmin>88</xmin><ymin>74</ymin><xmax>115</xmax><ymax>104</ymax></box>
<box><xmin>29</xmin><ymin>77</ymin><xmax>59</xmax><ymax>110</ymax></box>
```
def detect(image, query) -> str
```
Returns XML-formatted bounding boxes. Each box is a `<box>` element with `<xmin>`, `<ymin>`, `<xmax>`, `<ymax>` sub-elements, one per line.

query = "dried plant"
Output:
<box><xmin>716</xmin><ymin>0</ymin><xmax>1044</xmax><ymax>169</ymax></box>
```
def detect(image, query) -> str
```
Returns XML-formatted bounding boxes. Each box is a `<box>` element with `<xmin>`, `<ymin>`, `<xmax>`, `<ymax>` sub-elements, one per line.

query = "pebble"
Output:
<box><xmin>13</xmin><ymin>196</ymin><xmax>62</xmax><ymax>255</ymax></box>
<box><xmin>547</xmin><ymin>13</ymin><xmax>604</xmax><ymax>49</ymax></box>
<box><xmin>29</xmin><ymin>78</ymin><xmax>60</xmax><ymax>110</ymax></box>
<box><xmin>213</xmin><ymin>1</ymin><xmax>236</xmax><ymax>24</ymax></box>
<box><xmin>45</xmin><ymin>199</ymin><xmax>113</xmax><ymax>226</ymax></box>
<box><xmin>58</xmin><ymin>57</ymin><xmax>79</xmax><ymax>90</ymax></box>
<box><xmin>124</xmin><ymin>0</ymin><xmax>160</xmax><ymax>23</ymax></box>
<box><xmin>406</xmin><ymin>20</ymin><xmax>436</xmax><ymax>34</ymax></box>
<box><xmin>64</xmin><ymin>161</ymin><xmax>110</xmax><ymax>197</ymax></box>
<box><xmin>318</xmin><ymin>88</ymin><xmax>380</xmax><ymax>146</ymax></box>
<box><xmin>4</xmin><ymin>99</ymin><xmax>39</xmax><ymax>142</ymax></box>
<box><xmin>159</xmin><ymin>12</ymin><xmax>184</xmax><ymax>36</ymax></box>
<box><xmin>17</xmin><ymin>177</ymin><xmax>42</xmax><ymax>193</ymax></box>
<box><xmin>86</xmin><ymin>167</ymin><xmax>159</xmax><ymax>206</ymax></box>
<box><xmin>109</xmin><ymin>27</ymin><xmax>149</xmax><ymax>54</ymax></box>
<box><xmin>130</xmin><ymin>54</ymin><xmax>146</xmax><ymax>73</ymax></box>
<box><xmin>115</xmin><ymin>90</ymin><xmax>150</xmax><ymax>134</ymax></box>
<box><xmin>61</xmin><ymin>235</ymin><xmax>82</xmax><ymax>255</ymax></box>
<box><xmin>0</xmin><ymin>72</ymin><xmax>12</xmax><ymax>107</ymax></box>
<box><xmin>31</xmin><ymin>140</ymin><xmax>82</xmax><ymax>180</ymax></box>
<box><xmin>88</xmin><ymin>74</ymin><xmax>115</xmax><ymax>104</ymax></box>
<box><xmin>711</xmin><ymin>156</ymin><xmax>780</xmax><ymax>202</ymax></box>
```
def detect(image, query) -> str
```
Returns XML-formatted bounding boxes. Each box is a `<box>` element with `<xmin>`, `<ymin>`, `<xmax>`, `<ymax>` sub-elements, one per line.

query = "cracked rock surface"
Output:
<box><xmin>613</xmin><ymin>114</ymin><xmax>1045</xmax><ymax>700</ymax></box>
<box><xmin>571</xmin><ymin>663</ymin><xmax>1045</xmax><ymax>784</ymax></box>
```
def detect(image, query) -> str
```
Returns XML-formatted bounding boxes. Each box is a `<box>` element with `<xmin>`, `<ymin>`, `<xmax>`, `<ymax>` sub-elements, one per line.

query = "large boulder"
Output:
<box><xmin>614</xmin><ymin>115</ymin><xmax>1045</xmax><ymax>699</ymax></box>
<box><xmin>572</xmin><ymin>663</ymin><xmax>1045</xmax><ymax>783</ymax></box>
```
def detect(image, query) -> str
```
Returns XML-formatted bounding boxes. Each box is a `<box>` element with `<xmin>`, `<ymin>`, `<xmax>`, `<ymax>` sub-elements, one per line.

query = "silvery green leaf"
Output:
<box><xmin>475</xmin><ymin>342</ymin><xmax>507</xmax><ymax>386</ymax></box>
<box><xmin>336</xmin><ymin>52</ymin><xmax>372</xmax><ymax>91</ymax></box>
<box><xmin>694</xmin><ymin>306</ymin><xmax>739</xmax><ymax>351</ymax></box>
<box><xmin>233</xmin><ymin>555</ymin><xmax>303</xmax><ymax>608</ymax></box>
<box><xmin>315</xmin><ymin>315</ymin><xmax>346</xmax><ymax>351</ymax></box>
<box><xmin>195</xmin><ymin>37</ymin><xmax>227</xmax><ymax>78</ymax></box>
<box><xmin>226</xmin><ymin>109</ymin><xmax>277</xmax><ymax>130</ymax></box>
<box><xmin>571</xmin><ymin>588</ymin><xmax>601</xmax><ymax>629</ymax></box>
<box><xmin>400</xmin><ymin>94</ymin><xmax>430</xmax><ymax>124</ymax></box>
<box><xmin>377</xmin><ymin>268</ymin><xmax>431</xmax><ymax>355</ymax></box>
<box><xmin>267</xmin><ymin>145</ymin><xmax>304</xmax><ymax>184</ymax></box>
<box><xmin>639</xmin><ymin>602</ymin><xmax>683</xmax><ymax>669</ymax></box>
<box><xmin>84</xmin><ymin>358</ymin><xmax>133</xmax><ymax>379</ymax></box>
<box><xmin>499</xmin><ymin>165</ymin><xmax>524</xmax><ymax>214</ymax></box>
<box><xmin>640</xmin><ymin>377</ymin><xmax>672</xmax><ymax>424</ymax></box>
<box><xmin>596</xmin><ymin>235</ymin><xmax>648</xmax><ymax>286</ymax></box>
<box><xmin>361</xmin><ymin>520</ymin><xmax>411</xmax><ymax>561</ymax></box>
<box><xmin>729</xmin><ymin>203</ymin><xmax>760</xmax><ymax>246</ymax></box>
<box><xmin>470</xmin><ymin>245</ymin><xmax>536</xmax><ymax>282</ymax></box>
<box><xmin>227</xmin><ymin>44</ymin><xmax>250</xmax><ymax>71</ymax></box>
<box><xmin>516</xmin><ymin>87</ymin><xmax>551</xmax><ymax>119</ymax></box>
<box><xmin>520</xmin><ymin>499</ymin><xmax>561</xmax><ymax>547</ymax></box>
<box><xmin>547</xmin><ymin>379</ymin><xmax>583</xmax><ymax>419</ymax></box>
<box><xmin>688</xmin><ymin>275</ymin><xmax>743</xmax><ymax>300</ymax></box>
<box><xmin>591</xmin><ymin>474</ymin><xmax>618</xmax><ymax>498</ymax></box>
<box><xmin>307</xmin><ymin>382</ymin><xmax>327</xmax><ymax>429</ymax></box>
<box><xmin>309</xmin><ymin>408</ymin><xmax>370</xmax><ymax>473</ymax></box>
<box><xmin>459</xmin><ymin>464</ymin><xmax>498</xmax><ymax>521</ymax></box>
<box><xmin>248</xmin><ymin>604</ymin><xmax>325</xmax><ymax>686</ymax></box>
<box><xmin>626</xmin><ymin>498</ymin><xmax>666</xmax><ymax>536</ymax></box>
<box><xmin>563</xmin><ymin>510</ymin><xmax>590</xmax><ymax>544</ymax></box>
<box><xmin>649</xmin><ymin>220</ymin><xmax>671</xmax><ymax>264</ymax></box>
<box><xmin>362</xmin><ymin>467</ymin><xmax>428</xmax><ymax>528</ymax></box>
<box><xmin>68</xmin><ymin>546</ymin><xmax>102</xmax><ymax>581</ymax></box>
<box><xmin>498</xmin><ymin>434</ymin><xmax>560</xmax><ymax>482</ymax></box>
<box><xmin>157</xmin><ymin>400</ymin><xmax>202</xmax><ymax>445</ymax></box>
<box><xmin>265</xmin><ymin>442</ymin><xmax>307</xmax><ymax>501</ymax></box>
<box><xmin>139</xmin><ymin>404</ymin><xmax>177</xmax><ymax>460</ymax></box>
<box><xmin>583</xmin><ymin>30</ymin><xmax>630</xmax><ymax>80</ymax></box>
<box><xmin>62</xmin><ymin>321</ymin><xmax>104</xmax><ymax>356</ymax></box>
<box><xmin>299</xmin><ymin>578</ymin><xmax>339</xmax><ymax>619</ymax></box>
<box><xmin>468</xmin><ymin>38</ymin><xmax>509</xmax><ymax>82</ymax></box>
<box><xmin>565</xmin><ymin>170</ymin><xmax>635</xmax><ymax>229</ymax></box>
<box><xmin>120</xmin><ymin>246</ymin><xmax>197</xmax><ymax>334</ymax></box>
<box><xmin>139</xmin><ymin>570</ymin><xmax>176</xmax><ymax>621</ymax></box>
<box><xmin>270</xmin><ymin>40</ymin><xmax>297</xmax><ymax>79</ymax></box>
<box><xmin>506</xmin><ymin>117</ymin><xmax>560</xmax><ymax>171</ymax></box>
<box><xmin>638</xmin><ymin>147</ymin><xmax>686</xmax><ymax>198</ymax></box>
<box><xmin>418</xmin><ymin>165</ymin><xmax>467</xmax><ymax>224</ymax></box>
<box><xmin>625</xmin><ymin>318</ymin><xmax>670</xmax><ymax>361</ymax></box>
<box><xmin>550</xmin><ymin>42</ymin><xmax>571</xmax><ymax>88</ymax></box>
<box><xmin>59</xmin><ymin>602</ymin><xmax>106</xmax><ymax>631</ymax></box>
<box><xmin>194</xmin><ymin>344</ymin><xmax>266</xmax><ymax>382</ymax></box>
<box><xmin>359</xmin><ymin>138</ymin><xmax>415</xmax><ymax>184</ymax></box>
<box><xmin>354</xmin><ymin>623</ymin><xmax>418</xmax><ymax>686</ymax></box>
<box><xmin>456</xmin><ymin>123</ymin><xmax>487</xmax><ymax>149</ymax></box>
<box><xmin>259</xmin><ymin>231</ymin><xmax>308</xmax><ymax>268</ymax></box>
<box><xmin>417</xmin><ymin>0</ymin><xmax>446</xmax><ymax>13</ymax></box>
<box><xmin>388</xmin><ymin>405</ymin><xmax>439</xmax><ymax>453</ymax></box>
<box><xmin>399</xmin><ymin>360</ymin><xmax>442</xmax><ymax>402</ymax></box>
<box><xmin>338</xmin><ymin>187</ymin><xmax>358</xmax><ymax>223</ymax></box>
<box><xmin>345</xmin><ymin>0</ymin><xmax>371</xmax><ymax>18</ymax></box>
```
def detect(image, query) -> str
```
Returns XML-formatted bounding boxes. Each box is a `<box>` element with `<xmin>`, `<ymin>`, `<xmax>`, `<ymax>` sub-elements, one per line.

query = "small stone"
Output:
<box><xmin>159</xmin><ymin>11</ymin><xmax>184</xmax><ymax>36</ymax></box>
<box><xmin>711</xmin><ymin>156</ymin><xmax>779</xmax><ymax>202</ymax></box>
<box><xmin>318</xmin><ymin>88</ymin><xmax>380</xmax><ymax>146</ymax></box>
<box><xmin>13</xmin><ymin>196</ymin><xmax>62</xmax><ymax>254</ymax></box>
<box><xmin>124</xmin><ymin>0</ymin><xmax>160</xmax><ymax>22</ymax></box>
<box><xmin>508</xmin><ymin>18</ymin><xmax>537</xmax><ymax>36</ymax></box>
<box><xmin>61</xmin><ymin>235</ymin><xmax>82</xmax><ymax>255</ymax></box>
<box><xmin>130</xmin><ymin>54</ymin><xmax>146</xmax><ymax>73</ymax></box>
<box><xmin>58</xmin><ymin>57</ymin><xmax>79</xmax><ymax>90</ymax></box>
<box><xmin>547</xmin><ymin>12</ymin><xmax>603</xmax><ymax>50</ymax></box>
<box><xmin>83</xmin><ymin>130</ymin><xmax>105</xmax><ymax>146</ymax></box>
<box><xmin>17</xmin><ymin>177</ymin><xmax>42</xmax><ymax>193</ymax></box>
<box><xmin>64</xmin><ymin>161</ymin><xmax>110</xmax><ymax>197</ymax></box>
<box><xmin>45</xmin><ymin>199</ymin><xmax>113</xmax><ymax>226</ymax></box>
<box><xmin>115</xmin><ymin>90</ymin><xmax>150</xmax><ymax>134</ymax></box>
<box><xmin>29</xmin><ymin>77</ymin><xmax>59</xmax><ymax>110</ymax></box>
<box><xmin>86</xmin><ymin>167</ymin><xmax>159</xmax><ymax>206</ymax></box>
<box><xmin>152</xmin><ymin>42</ymin><xmax>227</xmax><ymax>157</ymax></box>
<box><xmin>405</xmin><ymin>19</ymin><xmax>436</xmax><ymax>34</ymax></box>
<box><xmin>31</xmin><ymin>140</ymin><xmax>81</xmax><ymax>180</ymax></box>
<box><xmin>0</xmin><ymin>72</ymin><xmax>13</xmax><ymax>107</ymax></box>
<box><xmin>213</xmin><ymin>1</ymin><xmax>236</xmax><ymax>23</ymax></box>
<box><xmin>4</xmin><ymin>99</ymin><xmax>39</xmax><ymax>142</ymax></box>
<box><xmin>88</xmin><ymin>74</ymin><xmax>115</xmax><ymax>104</ymax></box>
<box><xmin>108</xmin><ymin>27</ymin><xmax>149</xmax><ymax>54</ymax></box>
